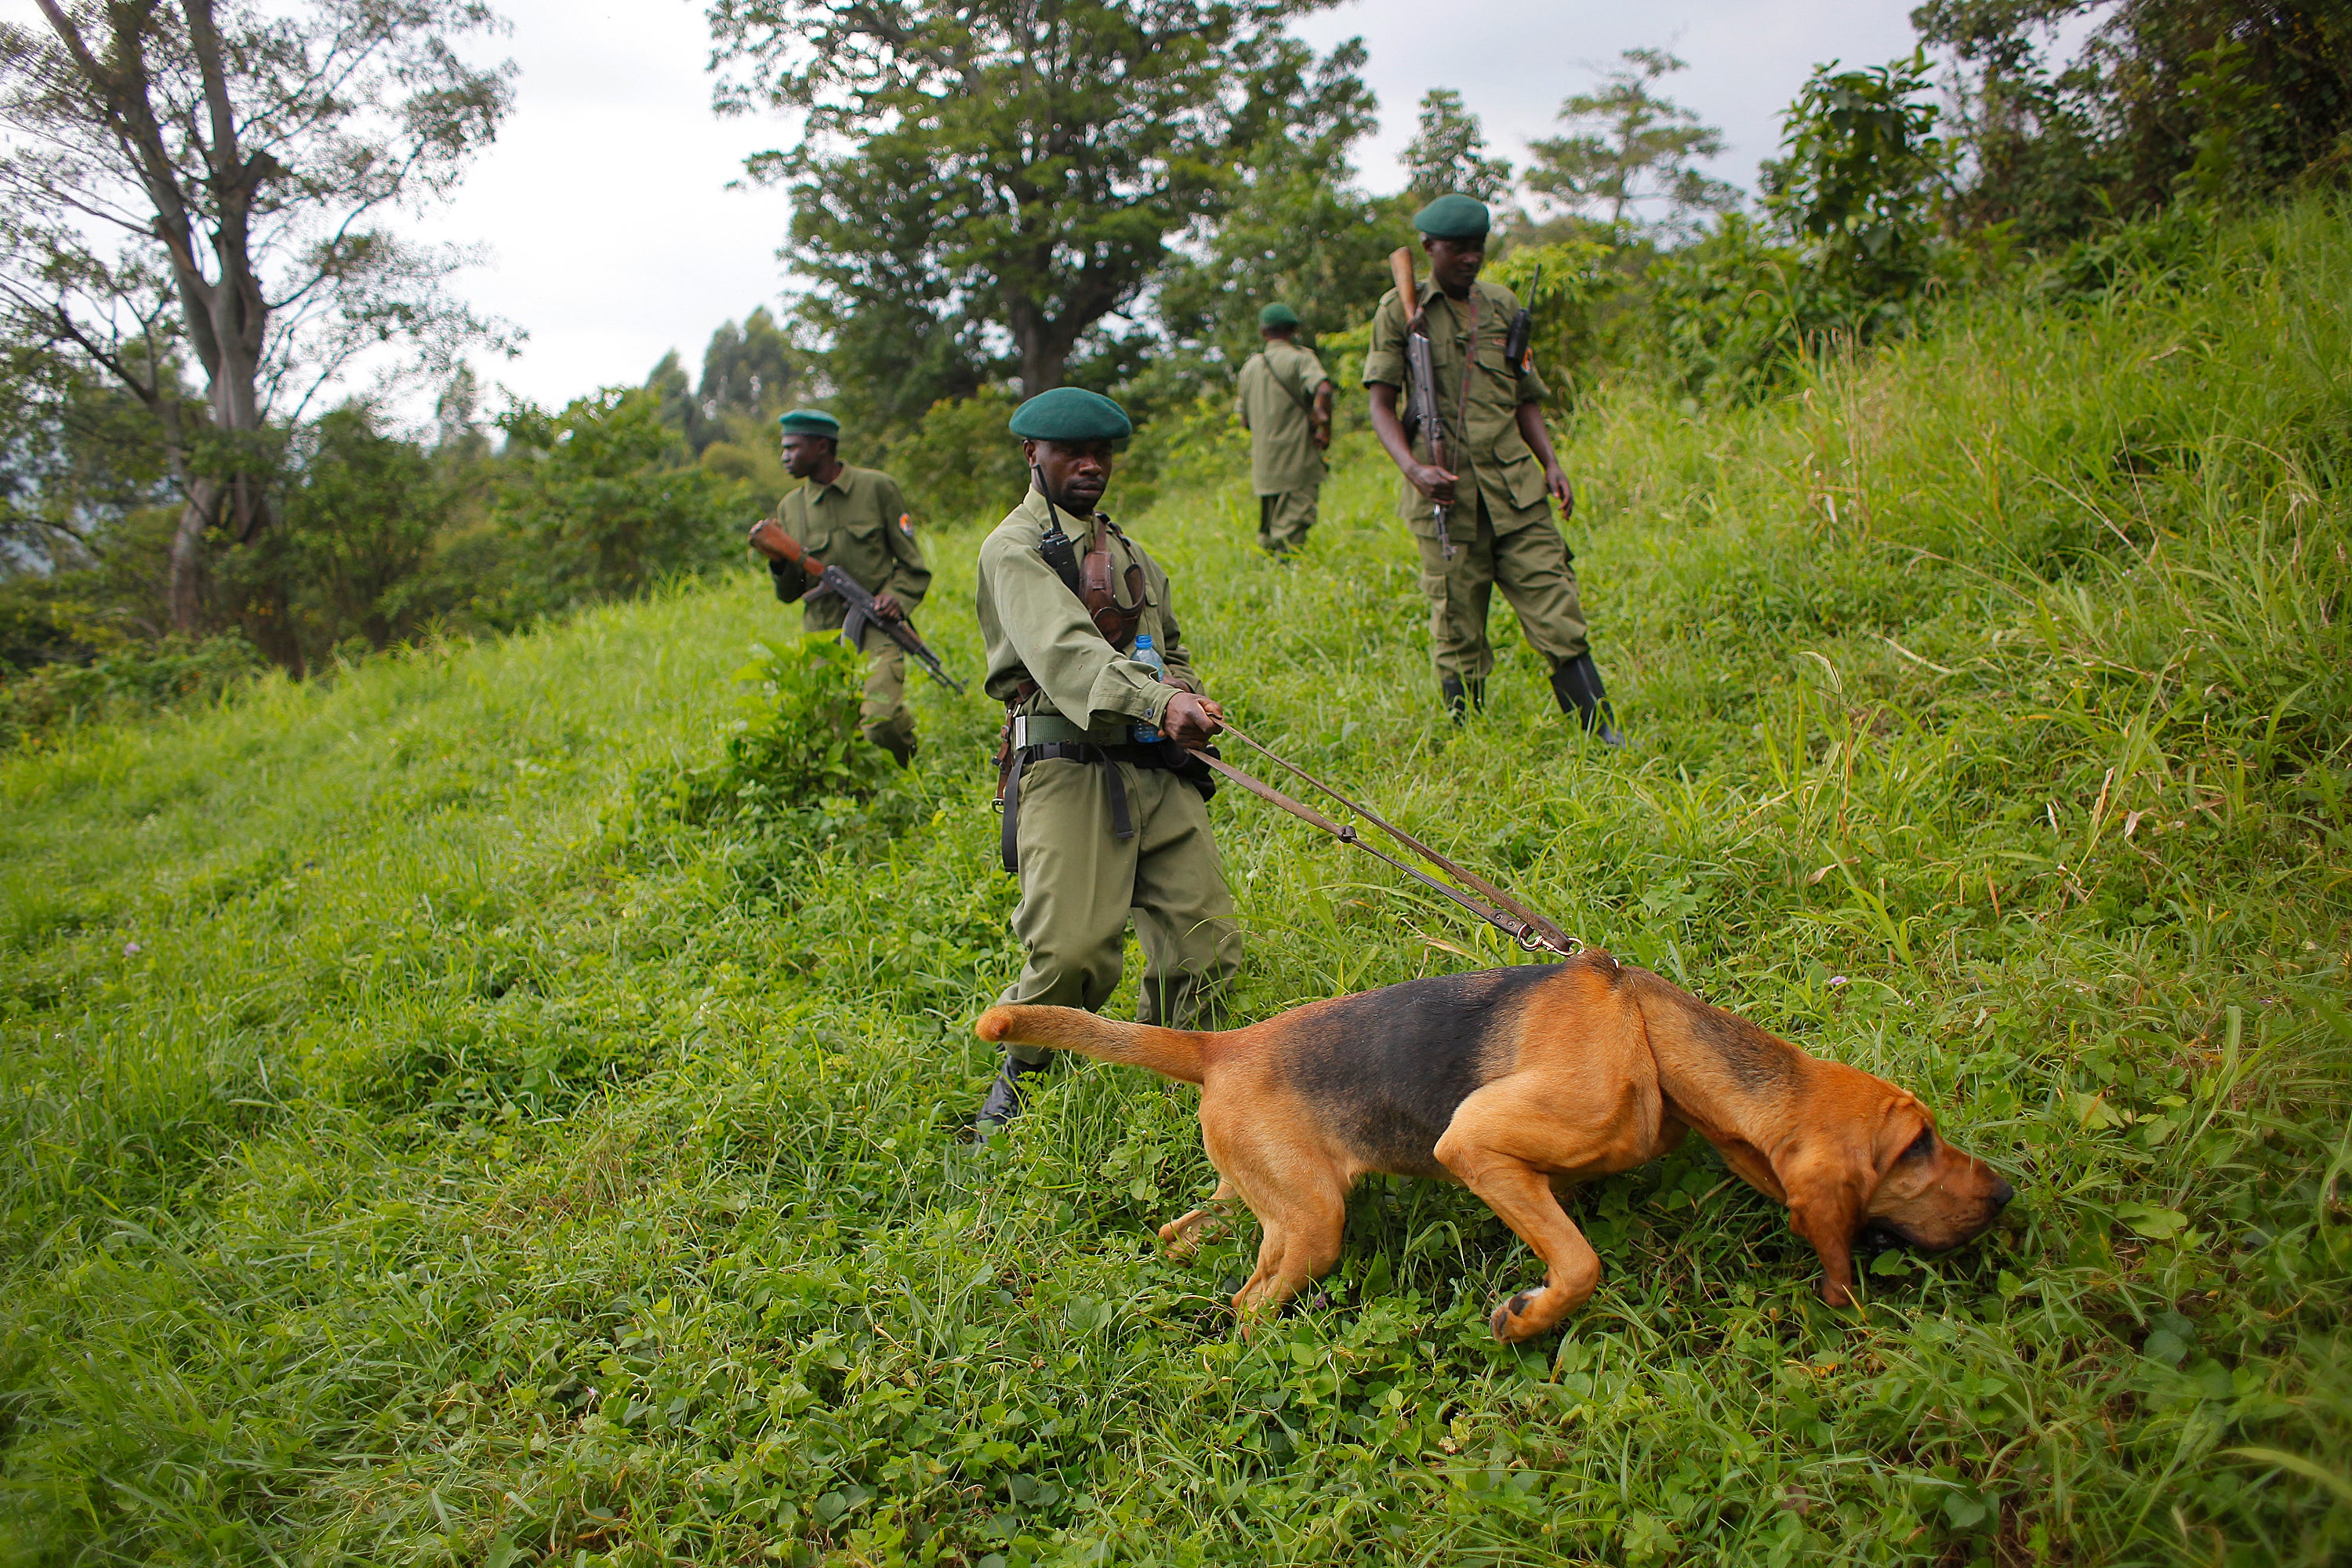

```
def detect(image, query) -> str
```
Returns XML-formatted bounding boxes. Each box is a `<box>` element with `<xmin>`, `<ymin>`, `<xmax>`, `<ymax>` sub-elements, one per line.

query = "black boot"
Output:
<box><xmin>1439</xmin><ymin>674</ymin><xmax>1486</xmax><ymax>726</ymax></box>
<box><xmin>867</xmin><ymin>724</ymin><xmax>916</xmax><ymax>768</ymax></box>
<box><xmin>972</xmin><ymin>1053</ymin><xmax>1051</xmax><ymax>1142</ymax></box>
<box><xmin>1550</xmin><ymin>654</ymin><xmax>1626</xmax><ymax>748</ymax></box>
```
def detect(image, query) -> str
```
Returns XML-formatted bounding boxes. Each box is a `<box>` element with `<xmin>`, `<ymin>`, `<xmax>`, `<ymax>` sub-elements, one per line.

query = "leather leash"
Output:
<box><xmin>1187</xmin><ymin>721</ymin><xmax>1582</xmax><ymax>960</ymax></box>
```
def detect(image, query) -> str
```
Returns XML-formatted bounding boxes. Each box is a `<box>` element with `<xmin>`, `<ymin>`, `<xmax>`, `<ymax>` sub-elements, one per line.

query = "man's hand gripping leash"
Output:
<box><xmin>747</xmin><ymin>519</ymin><xmax>967</xmax><ymax>695</ymax></box>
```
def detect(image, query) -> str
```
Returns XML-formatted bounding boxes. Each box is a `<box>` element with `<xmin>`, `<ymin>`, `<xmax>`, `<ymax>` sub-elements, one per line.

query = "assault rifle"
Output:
<box><xmin>1504</xmin><ymin>263</ymin><xmax>1541</xmax><ymax>374</ymax></box>
<box><xmin>1388</xmin><ymin>247</ymin><xmax>1454</xmax><ymax>558</ymax></box>
<box><xmin>746</xmin><ymin>518</ymin><xmax>967</xmax><ymax>695</ymax></box>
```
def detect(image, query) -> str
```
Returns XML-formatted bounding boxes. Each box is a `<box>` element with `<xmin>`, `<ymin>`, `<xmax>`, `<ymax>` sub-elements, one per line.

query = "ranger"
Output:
<box><xmin>1234</xmin><ymin>303</ymin><xmax>1334</xmax><ymax>558</ymax></box>
<box><xmin>972</xmin><ymin>387</ymin><xmax>1241</xmax><ymax>1137</ymax></box>
<box><xmin>763</xmin><ymin>408</ymin><xmax>932</xmax><ymax>764</ymax></box>
<box><xmin>1364</xmin><ymin>194</ymin><xmax>1624</xmax><ymax>745</ymax></box>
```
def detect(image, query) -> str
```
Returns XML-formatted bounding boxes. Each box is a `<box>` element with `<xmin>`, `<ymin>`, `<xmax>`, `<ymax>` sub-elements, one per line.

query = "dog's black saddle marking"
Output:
<box><xmin>1283</xmin><ymin>964</ymin><xmax>1562</xmax><ymax>1177</ymax></box>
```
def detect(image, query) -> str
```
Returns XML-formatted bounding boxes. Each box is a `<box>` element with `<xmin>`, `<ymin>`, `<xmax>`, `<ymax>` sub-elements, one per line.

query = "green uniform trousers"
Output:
<box><xmin>855</xmin><ymin>624</ymin><xmax>915</xmax><ymax>758</ymax></box>
<box><xmin>1414</xmin><ymin>495</ymin><xmax>1589</xmax><ymax>683</ymax></box>
<box><xmin>996</xmin><ymin>755</ymin><xmax>1242</xmax><ymax>1065</ymax></box>
<box><xmin>1257</xmin><ymin>488</ymin><xmax>1318</xmax><ymax>556</ymax></box>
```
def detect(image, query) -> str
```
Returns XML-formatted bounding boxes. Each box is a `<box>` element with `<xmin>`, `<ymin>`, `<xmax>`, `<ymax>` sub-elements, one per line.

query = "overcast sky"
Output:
<box><xmin>401</xmin><ymin>0</ymin><xmax>1931</xmax><ymax>412</ymax></box>
<box><xmin>7</xmin><ymin>0</ymin><xmax>1928</xmax><ymax>414</ymax></box>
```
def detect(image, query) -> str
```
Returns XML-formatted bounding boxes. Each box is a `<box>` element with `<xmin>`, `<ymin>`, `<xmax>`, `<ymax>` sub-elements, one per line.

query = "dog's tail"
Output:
<box><xmin>975</xmin><ymin>1005</ymin><xmax>1212</xmax><ymax>1086</ymax></box>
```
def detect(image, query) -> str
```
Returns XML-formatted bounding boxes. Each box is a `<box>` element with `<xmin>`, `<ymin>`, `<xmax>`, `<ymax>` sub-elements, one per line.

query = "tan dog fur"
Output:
<box><xmin>975</xmin><ymin>953</ymin><xmax>2012</xmax><ymax>1340</ymax></box>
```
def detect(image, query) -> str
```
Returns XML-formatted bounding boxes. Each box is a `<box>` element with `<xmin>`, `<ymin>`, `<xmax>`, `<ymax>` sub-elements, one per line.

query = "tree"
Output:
<box><xmin>0</xmin><ymin>1</ymin><xmax>515</xmax><ymax>637</ymax></box>
<box><xmin>709</xmin><ymin>0</ymin><xmax>1367</xmax><ymax>400</ymax></box>
<box><xmin>1403</xmin><ymin>88</ymin><xmax>1512</xmax><ymax>203</ymax></box>
<box><xmin>1525</xmin><ymin>48</ymin><xmax>1740</xmax><ymax>238</ymax></box>
<box><xmin>648</xmin><ymin>307</ymin><xmax>797</xmax><ymax>452</ymax></box>
<box><xmin>1908</xmin><ymin>1</ymin><xmax>2102</xmax><ymax>242</ymax></box>
<box><xmin>493</xmin><ymin>388</ymin><xmax>742</xmax><ymax>604</ymax></box>
<box><xmin>696</xmin><ymin>306</ymin><xmax>794</xmax><ymax>426</ymax></box>
<box><xmin>1763</xmin><ymin>51</ymin><xmax>1947</xmax><ymax>302</ymax></box>
<box><xmin>1914</xmin><ymin>0</ymin><xmax>2352</xmax><ymax>240</ymax></box>
<box><xmin>2</xmin><ymin>339</ymin><xmax>180</xmax><ymax>573</ymax></box>
<box><xmin>217</xmin><ymin>403</ymin><xmax>451</xmax><ymax>670</ymax></box>
<box><xmin>1152</xmin><ymin>38</ymin><xmax>1390</xmax><ymax>359</ymax></box>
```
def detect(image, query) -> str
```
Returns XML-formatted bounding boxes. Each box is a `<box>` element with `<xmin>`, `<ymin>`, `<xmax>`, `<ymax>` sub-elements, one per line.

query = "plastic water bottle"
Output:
<box><xmin>1131</xmin><ymin>633</ymin><xmax>1165</xmax><ymax>743</ymax></box>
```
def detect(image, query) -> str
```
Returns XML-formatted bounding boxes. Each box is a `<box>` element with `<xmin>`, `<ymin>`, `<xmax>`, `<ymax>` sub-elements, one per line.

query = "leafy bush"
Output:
<box><xmin>883</xmin><ymin>387</ymin><xmax>1030</xmax><ymax>526</ymax></box>
<box><xmin>642</xmin><ymin>633</ymin><xmax>898</xmax><ymax>831</ymax></box>
<box><xmin>1648</xmin><ymin>52</ymin><xmax>1955</xmax><ymax>401</ymax></box>
<box><xmin>0</xmin><ymin>631</ymin><xmax>264</xmax><ymax>748</ymax></box>
<box><xmin>1645</xmin><ymin>213</ymin><xmax>1830</xmax><ymax>399</ymax></box>
<box><xmin>493</xmin><ymin>387</ymin><xmax>747</xmax><ymax>604</ymax></box>
<box><xmin>1761</xmin><ymin>49</ymin><xmax>1947</xmax><ymax>304</ymax></box>
<box><xmin>215</xmin><ymin>405</ymin><xmax>458</xmax><ymax>671</ymax></box>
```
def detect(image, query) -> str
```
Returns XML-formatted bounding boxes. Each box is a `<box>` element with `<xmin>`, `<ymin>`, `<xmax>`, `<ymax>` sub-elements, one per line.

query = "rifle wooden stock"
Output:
<box><xmin>1388</xmin><ymin>246</ymin><xmax>1420</xmax><ymax>323</ymax></box>
<box><xmin>746</xmin><ymin>517</ymin><xmax>811</xmax><ymax>571</ymax></box>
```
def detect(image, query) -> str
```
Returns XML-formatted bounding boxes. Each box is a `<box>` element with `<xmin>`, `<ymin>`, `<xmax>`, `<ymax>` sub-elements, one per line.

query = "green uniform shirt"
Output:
<box><xmin>1363</xmin><ymin>278</ymin><xmax>1554</xmax><ymax>529</ymax></box>
<box><xmin>1236</xmin><ymin>339</ymin><xmax>1330</xmax><ymax>496</ymax></box>
<box><xmin>768</xmin><ymin>464</ymin><xmax>931</xmax><ymax>631</ymax></box>
<box><xmin>977</xmin><ymin>486</ymin><xmax>1200</xmax><ymax>742</ymax></box>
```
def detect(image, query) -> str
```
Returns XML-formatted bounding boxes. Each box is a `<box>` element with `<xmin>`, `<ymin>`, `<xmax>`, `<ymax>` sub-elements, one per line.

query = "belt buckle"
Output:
<box><xmin>1012</xmin><ymin>716</ymin><xmax>1030</xmax><ymax>749</ymax></box>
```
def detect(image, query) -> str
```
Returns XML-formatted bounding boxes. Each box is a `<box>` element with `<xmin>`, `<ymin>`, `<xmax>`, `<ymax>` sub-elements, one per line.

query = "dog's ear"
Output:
<box><xmin>1789</xmin><ymin>1096</ymin><xmax>1934</xmax><ymax>1307</ymax></box>
<box><xmin>1783</xmin><ymin>1146</ymin><xmax>1869</xmax><ymax>1308</ymax></box>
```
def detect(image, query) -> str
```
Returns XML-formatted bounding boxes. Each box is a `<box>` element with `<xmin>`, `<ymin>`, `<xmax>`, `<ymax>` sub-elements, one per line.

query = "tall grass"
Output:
<box><xmin>2</xmin><ymin>198</ymin><xmax>2347</xmax><ymax>1566</ymax></box>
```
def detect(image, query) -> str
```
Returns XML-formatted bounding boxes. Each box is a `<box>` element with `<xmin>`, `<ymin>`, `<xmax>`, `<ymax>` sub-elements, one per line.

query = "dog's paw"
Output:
<box><xmin>1489</xmin><ymin>1288</ymin><xmax>1543</xmax><ymax>1342</ymax></box>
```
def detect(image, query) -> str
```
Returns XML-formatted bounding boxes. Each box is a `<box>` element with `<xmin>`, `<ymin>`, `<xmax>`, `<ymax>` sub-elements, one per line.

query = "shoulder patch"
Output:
<box><xmin>897</xmin><ymin>513</ymin><xmax>913</xmax><ymax>536</ymax></box>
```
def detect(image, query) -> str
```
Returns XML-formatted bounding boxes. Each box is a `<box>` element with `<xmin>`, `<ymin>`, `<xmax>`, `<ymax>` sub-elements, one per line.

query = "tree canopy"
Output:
<box><xmin>1526</xmin><ymin>48</ymin><xmax>1739</xmax><ymax>238</ymax></box>
<box><xmin>1403</xmin><ymin>88</ymin><xmax>1512</xmax><ymax>203</ymax></box>
<box><xmin>0</xmin><ymin>0</ymin><xmax>514</xmax><ymax>636</ymax></box>
<box><xmin>706</xmin><ymin>0</ymin><xmax>1366</xmax><ymax>405</ymax></box>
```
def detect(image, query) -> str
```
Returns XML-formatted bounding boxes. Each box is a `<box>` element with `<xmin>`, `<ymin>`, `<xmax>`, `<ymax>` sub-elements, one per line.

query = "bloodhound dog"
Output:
<box><xmin>976</xmin><ymin>952</ymin><xmax>2013</xmax><ymax>1341</ymax></box>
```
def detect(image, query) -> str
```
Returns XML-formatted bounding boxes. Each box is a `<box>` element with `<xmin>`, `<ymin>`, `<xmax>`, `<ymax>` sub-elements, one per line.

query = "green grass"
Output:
<box><xmin>3</xmin><ymin>198</ymin><xmax>2350</xmax><ymax>1566</ymax></box>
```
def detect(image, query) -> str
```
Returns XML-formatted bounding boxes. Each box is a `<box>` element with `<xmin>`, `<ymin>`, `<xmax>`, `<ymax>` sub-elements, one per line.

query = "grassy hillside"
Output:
<box><xmin>3</xmin><ymin>200</ymin><xmax>2348</xmax><ymax>1566</ymax></box>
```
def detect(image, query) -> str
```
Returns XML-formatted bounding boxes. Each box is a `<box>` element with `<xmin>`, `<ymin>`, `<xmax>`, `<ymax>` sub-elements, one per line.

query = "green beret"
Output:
<box><xmin>1258</xmin><ymin>303</ymin><xmax>1301</xmax><ymax>329</ymax></box>
<box><xmin>776</xmin><ymin>408</ymin><xmax>840</xmax><ymax>437</ymax></box>
<box><xmin>1413</xmin><ymin>193</ymin><xmax>1491</xmax><ymax>241</ymax></box>
<box><xmin>1007</xmin><ymin>387</ymin><xmax>1132</xmax><ymax>443</ymax></box>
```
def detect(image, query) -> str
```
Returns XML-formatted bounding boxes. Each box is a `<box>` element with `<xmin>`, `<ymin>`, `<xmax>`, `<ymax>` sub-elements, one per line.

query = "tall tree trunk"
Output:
<box><xmin>167</xmin><ymin>481</ymin><xmax>216</xmax><ymax>633</ymax></box>
<box><xmin>1005</xmin><ymin>286</ymin><xmax>1069</xmax><ymax>397</ymax></box>
<box><xmin>1019</xmin><ymin>337</ymin><xmax>1067</xmax><ymax>398</ymax></box>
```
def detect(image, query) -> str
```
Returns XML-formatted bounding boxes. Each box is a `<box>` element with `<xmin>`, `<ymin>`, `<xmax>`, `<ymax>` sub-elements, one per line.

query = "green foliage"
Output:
<box><xmin>0</xmin><ymin>0</ymin><xmax>517</xmax><ymax>630</ymax></box>
<box><xmin>494</xmin><ymin>387</ymin><xmax>747</xmax><ymax>604</ymax></box>
<box><xmin>2</xmin><ymin>196</ymin><xmax>2350</xmax><ymax>1566</ymax></box>
<box><xmin>215</xmin><ymin>405</ymin><xmax>457</xmax><ymax>673</ymax></box>
<box><xmin>646</xmin><ymin>633</ymin><xmax>898</xmax><ymax>830</ymax></box>
<box><xmin>710</xmin><ymin>0</ymin><xmax>1370</xmax><ymax>401</ymax></box>
<box><xmin>1643</xmin><ymin>214</ymin><xmax>1824</xmax><ymax>399</ymax></box>
<box><xmin>0</xmin><ymin>630</ymin><xmax>263</xmax><ymax>749</ymax></box>
<box><xmin>1645</xmin><ymin>53</ymin><xmax>1951</xmax><ymax>400</ymax></box>
<box><xmin>0</xmin><ymin>349</ymin><xmax>179</xmax><ymax>572</ymax></box>
<box><xmin>1154</xmin><ymin>56</ymin><xmax>1404</xmax><ymax>369</ymax></box>
<box><xmin>649</xmin><ymin>307</ymin><xmax>798</xmax><ymax>454</ymax></box>
<box><xmin>1915</xmin><ymin>0</ymin><xmax>2352</xmax><ymax>244</ymax></box>
<box><xmin>1524</xmin><ymin>47</ymin><xmax>1739</xmax><ymax>239</ymax></box>
<box><xmin>1402</xmin><ymin>87</ymin><xmax>1513</xmax><ymax>203</ymax></box>
<box><xmin>882</xmin><ymin>388</ymin><xmax>1033</xmax><ymax>528</ymax></box>
<box><xmin>1764</xmin><ymin>49</ymin><xmax>1948</xmax><ymax>303</ymax></box>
